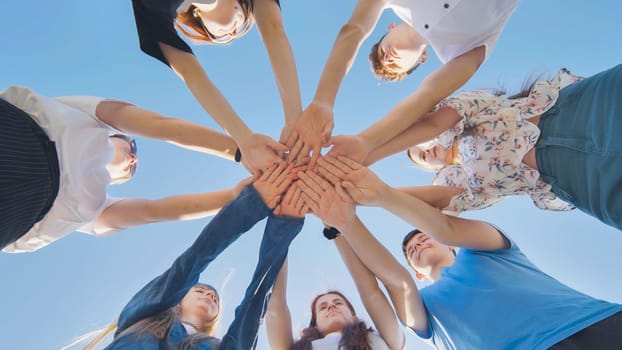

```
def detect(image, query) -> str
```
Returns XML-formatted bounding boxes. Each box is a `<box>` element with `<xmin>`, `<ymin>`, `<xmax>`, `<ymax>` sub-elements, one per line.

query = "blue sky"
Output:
<box><xmin>1</xmin><ymin>1</ymin><xmax>621</xmax><ymax>349</ymax></box>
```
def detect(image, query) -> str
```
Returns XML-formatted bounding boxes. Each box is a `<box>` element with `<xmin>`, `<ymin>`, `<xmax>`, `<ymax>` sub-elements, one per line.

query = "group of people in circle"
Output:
<box><xmin>2</xmin><ymin>0</ymin><xmax>621</xmax><ymax>349</ymax></box>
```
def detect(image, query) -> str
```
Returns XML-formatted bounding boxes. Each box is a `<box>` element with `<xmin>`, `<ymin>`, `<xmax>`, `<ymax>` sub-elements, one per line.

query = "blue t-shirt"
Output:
<box><xmin>415</xmin><ymin>229</ymin><xmax>622</xmax><ymax>350</ymax></box>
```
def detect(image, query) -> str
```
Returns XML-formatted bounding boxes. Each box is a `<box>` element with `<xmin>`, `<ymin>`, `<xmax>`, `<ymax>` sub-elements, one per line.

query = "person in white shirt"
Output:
<box><xmin>1</xmin><ymin>85</ymin><xmax>251</xmax><ymax>253</ymax></box>
<box><xmin>284</xmin><ymin>0</ymin><xmax>520</xmax><ymax>169</ymax></box>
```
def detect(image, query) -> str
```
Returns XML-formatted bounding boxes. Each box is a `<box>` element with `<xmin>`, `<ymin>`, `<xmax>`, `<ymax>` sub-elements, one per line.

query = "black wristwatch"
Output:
<box><xmin>323</xmin><ymin>226</ymin><xmax>341</xmax><ymax>240</ymax></box>
<box><xmin>234</xmin><ymin>147</ymin><xmax>242</xmax><ymax>162</ymax></box>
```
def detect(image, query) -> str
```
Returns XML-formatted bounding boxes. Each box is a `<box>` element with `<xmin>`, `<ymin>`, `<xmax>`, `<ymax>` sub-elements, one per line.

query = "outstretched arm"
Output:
<box><xmin>95</xmin><ymin>100</ymin><xmax>238</xmax><ymax>161</ymax></box>
<box><xmin>265</xmin><ymin>259</ymin><xmax>294</xmax><ymax>350</ymax></box>
<box><xmin>92</xmin><ymin>178</ymin><xmax>254</xmax><ymax>234</ymax></box>
<box><xmin>329</xmin><ymin>156</ymin><xmax>507</xmax><ymax>251</ymax></box>
<box><xmin>160</xmin><ymin>43</ymin><xmax>288</xmax><ymax>170</ymax></box>
<box><xmin>331</xmin><ymin>46</ymin><xmax>485</xmax><ymax>162</ymax></box>
<box><xmin>297</xmin><ymin>170</ymin><xmax>422</xmax><ymax>343</ymax></box>
<box><xmin>334</xmin><ymin>232</ymin><xmax>410</xmax><ymax>348</ymax></box>
<box><xmin>253</xmin><ymin>0</ymin><xmax>303</xmax><ymax>143</ymax></box>
<box><xmin>115</xmin><ymin>183</ymin><xmax>271</xmax><ymax>336</ymax></box>
<box><xmin>286</xmin><ymin>0</ymin><xmax>388</xmax><ymax>166</ymax></box>
<box><xmin>364</xmin><ymin>106</ymin><xmax>461</xmax><ymax>165</ymax></box>
<box><xmin>336</xmin><ymin>218</ymin><xmax>426</xmax><ymax>339</ymax></box>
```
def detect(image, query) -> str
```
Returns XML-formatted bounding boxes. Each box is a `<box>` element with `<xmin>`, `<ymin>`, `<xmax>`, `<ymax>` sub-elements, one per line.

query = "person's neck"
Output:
<box><xmin>429</xmin><ymin>255</ymin><xmax>455</xmax><ymax>282</ymax></box>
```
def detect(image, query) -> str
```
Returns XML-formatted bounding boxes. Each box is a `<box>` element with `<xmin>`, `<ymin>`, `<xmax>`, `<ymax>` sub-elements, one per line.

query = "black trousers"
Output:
<box><xmin>549</xmin><ymin>311</ymin><xmax>622</xmax><ymax>350</ymax></box>
<box><xmin>0</xmin><ymin>98</ymin><xmax>60</xmax><ymax>249</ymax></box>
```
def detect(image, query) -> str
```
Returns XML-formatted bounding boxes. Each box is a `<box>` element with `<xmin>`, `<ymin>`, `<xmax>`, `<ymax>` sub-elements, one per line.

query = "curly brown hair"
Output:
<box><xmin>368</xmin><ymin>34</ymin><xmax>421</xmax><ymax>82</ymax></box>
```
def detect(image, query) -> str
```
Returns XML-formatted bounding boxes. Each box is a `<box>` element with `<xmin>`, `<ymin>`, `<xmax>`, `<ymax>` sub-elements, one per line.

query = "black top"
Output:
<box><xmin>132</xmin><ymin>0</ymin><xmax>280</xmax><ymax>66</ymax></box>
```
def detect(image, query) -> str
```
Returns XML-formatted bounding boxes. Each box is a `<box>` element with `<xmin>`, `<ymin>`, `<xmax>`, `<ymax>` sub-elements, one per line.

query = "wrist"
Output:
<box><xmin>377</xmin><ymin>186</ymin><xmax>394</xmax><ymax>208</ymax></box>
<box><xmin>357</xmin><ymin>131</ymin><xmax>376</xmax><ymax>152</ymax></box>
<box><xmin>322</xmin><ymin>226</ymin><xmax>342</xmax><ymax>240</ymax></box>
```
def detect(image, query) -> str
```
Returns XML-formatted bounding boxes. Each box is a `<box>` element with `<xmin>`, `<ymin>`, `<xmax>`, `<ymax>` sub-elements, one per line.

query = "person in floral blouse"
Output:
<box><xmin>363</xmin><ymin>64</ymin><xmax>622</xmax><ymax>230</ymax></box>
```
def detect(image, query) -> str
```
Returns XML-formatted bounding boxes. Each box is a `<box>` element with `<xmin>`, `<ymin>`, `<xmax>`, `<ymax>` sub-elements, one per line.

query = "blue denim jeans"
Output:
<box><xmin>536</xmin><ymin>64</ymin><xmax>622</xmax><ymax>230</ymax></box>
<box><xmin>107</xmin><ymin>185</ymin><xmax>304</xmax><ymax>350</ymax></box>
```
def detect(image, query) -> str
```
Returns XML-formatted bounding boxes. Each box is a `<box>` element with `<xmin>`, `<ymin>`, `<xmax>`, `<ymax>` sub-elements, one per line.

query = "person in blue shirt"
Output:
<box><xmin>297</xmin><ymin>156</ymin><xmax>622</xmax><ymax>350</ymax></box>
<box><xmin>85</xmin><ymin>161</ymin><xmax>307</xmax><ymax>350</ymax></box>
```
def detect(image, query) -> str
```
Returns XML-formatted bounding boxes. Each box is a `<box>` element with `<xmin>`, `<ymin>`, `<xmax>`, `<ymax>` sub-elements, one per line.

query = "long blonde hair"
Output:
<box><xmin>175</xmin><ymin>1</ymin><xmax>254</xmax><ymax>45</ymax></box>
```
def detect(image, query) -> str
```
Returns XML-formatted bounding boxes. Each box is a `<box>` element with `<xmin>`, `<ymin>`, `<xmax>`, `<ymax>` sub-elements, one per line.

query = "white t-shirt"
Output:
<box><xmin>386</xmin><ymin>0</ymin><xmax>521</xmax><ymax>63</ymax></box>
<box><xmin>311</xmin><ymin>332</ymin><xmax>391</xmax><ymax>350</ymax></box>
<box><xmin>1</xmin><ymin>86</ymin><xmax>125</xmax><ymax>253</ymax></box>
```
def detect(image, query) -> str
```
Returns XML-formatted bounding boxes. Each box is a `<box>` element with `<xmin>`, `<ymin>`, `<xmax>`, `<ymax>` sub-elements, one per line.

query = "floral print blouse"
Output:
<box><xmin>428</xmin><ymin>68</ymin><xmax>584</xmax><ymax>212</ymax></box>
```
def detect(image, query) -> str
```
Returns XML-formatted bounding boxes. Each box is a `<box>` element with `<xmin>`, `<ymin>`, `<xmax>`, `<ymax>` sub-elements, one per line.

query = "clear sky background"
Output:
<box><xmin>1</xmin><ymin>1</ymin><xmax>621</xmax><ymax>349</ymax></box>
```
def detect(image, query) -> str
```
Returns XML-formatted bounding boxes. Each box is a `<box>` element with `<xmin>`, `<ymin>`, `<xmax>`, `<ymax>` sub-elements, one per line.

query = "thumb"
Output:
<box><xmin>268</xmin><ymin>138</ymin><xmax>290</xmax><ymax>153</ymax></box>
<box><xmin>320</xmin><ymin>128</ymin><xmax>333</xmax><ymax>147</ymax></box>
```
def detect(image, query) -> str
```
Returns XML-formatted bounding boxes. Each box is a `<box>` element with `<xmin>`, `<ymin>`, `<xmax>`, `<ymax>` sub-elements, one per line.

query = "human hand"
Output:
<box><xmin>239</xmin><ymin>133</ymin><xmax>289</xmax><ymax>172</ymax></box>
<box><xmin>232</xmin><ymin>175</ymin><xmax>259</xmax><ymax>198</ymax></box>
<box><xmin>274</xmin><ymin>183</ymin><xmax>308</xmax><ymax>218</ymax></box>
<box><xmin>285</xmin><ymin>101</ymin><xmax>334</xmax><ymax>168</ymax></box>
<box><xmin>325</xmin><ymin>134</ymin><xmax>369</xmax><ymax>164</ymax></box>
<box><xmin>317</xmin><ymin>156</ymin><xmax>389</xmax><ymax>206</ymax></box>
<box><xmin>297</xmin><ymin>171</ymin><xmax>355</xmax><ymax>231</ymax></box>
<box><xmin>253</xmin><ymin>161</ymin><xmax>296</xmax><ymax>209</ymax></box>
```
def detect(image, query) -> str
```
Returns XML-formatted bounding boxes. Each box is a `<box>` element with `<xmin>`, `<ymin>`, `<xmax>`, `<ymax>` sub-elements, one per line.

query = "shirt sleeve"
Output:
<box><xmin>76</xmin><ymin>196</ymin><xmax>126</xmax><ymax>236</ymax></box>
<box><xmin>114</xmin><ymin>184</ymin><xmax>271</xmax><ymax>336</ymax></box>
<box><xmin>131</xmin><ymin>0</ymin><xmax>194</xmax><ymax>67</ymax></box>
<box><xmin>433</xmin><ymin>91</ymin><xmax>500</xmax><ymax>150</ymax></box>
<box><xmin>53</xmin><ymin>96</ymin><xmax>123</xmax><ymax>133</ymax></box>
<box><xmin>433</xmin><ymin>165</ymin><xmax>505</xmax><ymax>212</ymax></box>
<box><xmin>220</xmin><ymin>213</ymin><xmax>303</xmax><ymax>349</ymax></box>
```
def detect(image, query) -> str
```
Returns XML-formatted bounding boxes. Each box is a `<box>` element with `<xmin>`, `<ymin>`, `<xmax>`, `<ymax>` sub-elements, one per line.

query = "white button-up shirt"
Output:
<box><xmin>387</xmin><ymin>0</ymin><xmax>521</xmax><ymax>63</ymax></box>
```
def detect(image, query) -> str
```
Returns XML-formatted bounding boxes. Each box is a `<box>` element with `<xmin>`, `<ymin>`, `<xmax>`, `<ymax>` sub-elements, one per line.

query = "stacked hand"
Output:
<box><xmin>297</xmin><ymin>171</ymin><xmax>355</xmax><ymax>231</ymax></box>
<box><xmin>238</xmin><ymin>133</ymin><xmax>289</xmax><ymax>172</ymax></box>
<box><xmin>284</xmin><ymin>101</ymin><xmax>334</xmax><ymax>168</ymax></box>
<box><xmin>326</xmin><ymin>134</ymin><xmax>370</xmax><ymax>164</ymax></box>
<box><xmin>315</xmin><ymin>156</ymin><xmax>389</xmax><ymax>206</ymax></box>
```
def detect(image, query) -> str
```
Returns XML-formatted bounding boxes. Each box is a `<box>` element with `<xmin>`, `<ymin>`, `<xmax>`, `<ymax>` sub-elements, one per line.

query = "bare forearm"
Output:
<box><xmin>156</xmin><ymin>117</ymin><xmax>237</xmax><ymax>160</ymax></box>
<box><xmin>365</xmin><ymin>108</ymin><xmax>459</xmax><ymax>165</ymax></box>
<box><xmin>259</xmin><ymin>23</ymin><xmax>303</xmax><ymax>124</ymax></box>
<box><xmin>338</xmin><ymin>216</ymin><xmax>423</xmax><ymax>340</ymax></box>
<box><xmin>313</xmin><ymin>23</ymin><xmax>369</xmax><ymax>107</ymax></box>
<box><xmin>360</xmin><ymin>88</ymin><xmax>438</xmax><ymax>151</ymax></box>
<box><xmin>162</xmin><ymin>43</ymin><xmax>253</xmax><ymax>144</ymax></box>
<box><xmin>147</xmin><ymin>189</ymin><xmax>236</xmax><ymax>222</ymax></box>
<box><xmin>379</xmin><ymin>187</ymin><xmax>456</xmax><ymax>243</ymax></box>
<box><xmin>265</xmin><ymin>260</ymin><xmax>294</xmax><ymax>350</ymax></box>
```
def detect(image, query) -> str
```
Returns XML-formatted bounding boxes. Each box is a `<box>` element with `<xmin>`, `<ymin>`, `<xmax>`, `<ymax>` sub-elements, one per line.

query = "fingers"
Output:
<box><xmin>297</xmin><ymin>173</ymin><xmax>323</xmax><ymax>202</ymax></box>
<box><xmin>336</xmin><ymin>155</ymin><xmax>362</xmax><ymax>170</ymax></box>
<box><xmin>265</xmin><ymin>161</ymin><xmax>287</xmax><ymax>183</ymax></box>
<box><xmin>308</xmin><ymin>144</ymin><xmax>322</xmax><ymax>170</ymax></box>
<box><xmin>321</xmin><ymin>122</ymin><xmax>333</xmax><ymax>146</ymax></box>
<box><xmin>259</xmin><ymin>163</ymin><xmax>278</xmax><ymax>181</ymax></box>
<box><xmin>275</xmin><ymin>163</ymin><xmax>296</xmax><ymax>191</ymax></box>
<box><xmin>322</xmin><ymin>156</ymin><xmax>354</xmax><ymax>177</ymax></box>
<box><xmin>306</xmin><ymin>171</ymin><xmax>333</xmax><ymax>193</ymax></box>
<box><xmin>316</xmin><ymin>165</ymin><xmax>341</xmax><ymax>186</ymax></box>
<box><xmin>300</xmin><ymin>191</ymin><xmax>320</xmax><ymax>213</ymax></box>
<box><xmin>289</xmin><ymin>138</ymin><xmax>304</xmax><ymax>163</ymax></box>
<box><xmin>335</xmin><ymin>182</ymin><xmax>354</xmax><ymax>204</ymax></box>
<box><xmin>282</xmin><ymin>181</ymin><xmax>297</xmax><ymax>206</ymax></box>
<box><xmin>285</xmin><ymin>130</ymin><xmax>299</xmax><ymax>149</ymax></box>
<box><xmin>267</xmin><ymin>138</ymin><xmax>289</xmax><ymax>160</ymax></box>
<box><xmin>317</xmin><ymin>157</ymin><xmax>347</xmax><ymax>178</ymax></box>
